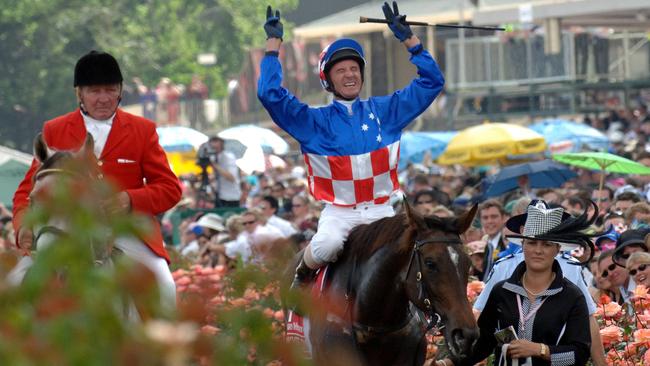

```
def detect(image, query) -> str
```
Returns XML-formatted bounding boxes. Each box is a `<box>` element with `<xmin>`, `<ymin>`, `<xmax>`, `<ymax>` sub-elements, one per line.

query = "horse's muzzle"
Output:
<box><xmin>449</xmin><ymin>326</ymin><xmax>479</xmax><ymax>359</ymax></box>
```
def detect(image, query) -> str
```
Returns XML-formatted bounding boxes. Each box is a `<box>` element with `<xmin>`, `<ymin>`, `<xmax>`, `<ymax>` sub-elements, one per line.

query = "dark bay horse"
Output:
<box><xmin>289</xmin><ymin>202</ymin><xmax>479</xmax><ymax>365</ymax></box>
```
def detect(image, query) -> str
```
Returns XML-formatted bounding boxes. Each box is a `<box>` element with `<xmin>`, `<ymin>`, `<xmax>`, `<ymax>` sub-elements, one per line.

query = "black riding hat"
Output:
<box><xmin>74</xmin><ymin>50</ymin><xmax>123</xmax><ymax>87</ymax></box>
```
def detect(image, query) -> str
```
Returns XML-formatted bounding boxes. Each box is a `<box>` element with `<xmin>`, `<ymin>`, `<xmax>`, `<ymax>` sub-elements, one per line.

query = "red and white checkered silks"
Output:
<box><xmin>303</xmin><ymin>141</ymin><xmax>400</xmax><ymax>206</ymax></box>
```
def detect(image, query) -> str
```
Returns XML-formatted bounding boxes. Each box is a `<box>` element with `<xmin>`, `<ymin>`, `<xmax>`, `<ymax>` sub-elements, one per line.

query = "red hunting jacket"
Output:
<box><xmin>13</xmin><ymin>109</ymin><xmax>182</xmax><ymax>262</ymax></box>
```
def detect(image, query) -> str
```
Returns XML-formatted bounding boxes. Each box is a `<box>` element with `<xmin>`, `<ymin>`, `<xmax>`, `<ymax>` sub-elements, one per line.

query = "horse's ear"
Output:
<box><xmin>82</xmin><ymin>133</ymin><xmax>95</xmax><ymax>157</ymax></box>
<box><xmin>456</xmin><ymin>203</ymin><xmax>478</xmax><ymax>234</ymax></box>
<box><xmin>402</xmin><ymin>196</ymin><xmax>423</xmax><ymax>228</ymax></box>
<box><xmin>33</xmin><ymin>133</ymin><xmax>49</xmax><ymax>163</ymax></box>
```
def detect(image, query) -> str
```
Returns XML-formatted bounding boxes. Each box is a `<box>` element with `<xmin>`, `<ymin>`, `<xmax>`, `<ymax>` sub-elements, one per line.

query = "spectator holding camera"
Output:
<box><xmin>197</xmin><ymin>136</ymin><xmax>241</xmax><ymax>208</ymax></box>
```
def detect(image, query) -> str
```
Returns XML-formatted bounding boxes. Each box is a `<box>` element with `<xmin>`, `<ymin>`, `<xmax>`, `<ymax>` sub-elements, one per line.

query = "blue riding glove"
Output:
<box><xmin>382</xmin><ymin>1</ymin><xmax>413</xmax><ymax>42</ymax></box>
<box><xmin>264</xmin><ymin>5</ymin><xmax>283</xmax><ymax>40</ymax></box>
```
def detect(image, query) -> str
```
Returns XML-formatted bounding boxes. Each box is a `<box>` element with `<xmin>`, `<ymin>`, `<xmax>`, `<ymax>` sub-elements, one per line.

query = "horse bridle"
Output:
<box><xmin>405</xmin><ymin>235</ymin><xmax>463</xmax><ymax>332</ymax></box>
<box><xmin>31</xmin><ymin>166</ymin><xmax>117</xmax><ymax>265</ymax></box>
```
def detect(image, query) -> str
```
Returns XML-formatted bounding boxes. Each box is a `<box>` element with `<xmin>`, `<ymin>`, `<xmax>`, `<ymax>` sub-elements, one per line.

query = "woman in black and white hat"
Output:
<box><xmin>456</xmin><ymin>199</ymin><xmax>598</xmax><ymax>366</ymax></box>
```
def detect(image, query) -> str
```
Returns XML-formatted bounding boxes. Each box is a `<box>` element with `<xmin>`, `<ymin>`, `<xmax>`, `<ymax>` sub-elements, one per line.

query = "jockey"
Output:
<box><xmin>257</xmin><ymin>1</ymin><xmax>445</xmax><ymax>288</ymax></box>
<box><xmin>12</xmin><ymin>50</ymin><xmax>182</xmax><ymax>311</ymax></box>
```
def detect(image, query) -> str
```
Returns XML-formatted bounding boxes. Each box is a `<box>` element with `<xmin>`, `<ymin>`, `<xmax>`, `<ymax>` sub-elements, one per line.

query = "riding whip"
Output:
<box><xmin>359</xmin><ymin>17</ymin><xmax>507</xmax><ymax>31</ymax></box>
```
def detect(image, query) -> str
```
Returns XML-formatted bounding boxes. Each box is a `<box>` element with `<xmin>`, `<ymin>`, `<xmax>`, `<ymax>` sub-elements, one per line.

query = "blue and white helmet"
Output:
<box><xmin>318</xmin><ymin>38</ymin><xmax>366</xmax><ymax>92</ymax></box>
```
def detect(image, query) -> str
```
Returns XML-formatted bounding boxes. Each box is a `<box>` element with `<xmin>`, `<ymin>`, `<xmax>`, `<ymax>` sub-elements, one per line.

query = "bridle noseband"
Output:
<box><xmin>406</xmin><ymin>236</ymin><xmax>463</xmax><ymax>332</ymax></box>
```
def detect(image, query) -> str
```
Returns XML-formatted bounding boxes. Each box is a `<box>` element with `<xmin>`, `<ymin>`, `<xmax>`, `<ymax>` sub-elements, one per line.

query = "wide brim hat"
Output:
<box><xmin>506</xmin><ymin>199</ymin><xmax>586</xmax><ymax>252</ymax></box>
<box><xmin>196</xmin><ymin>213</ymin><xmax>225</xmax><ymax>232</ymax></box>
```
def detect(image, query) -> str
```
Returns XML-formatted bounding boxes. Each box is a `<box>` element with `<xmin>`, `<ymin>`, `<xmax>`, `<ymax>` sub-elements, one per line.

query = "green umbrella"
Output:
<box><xmin>552</xmin><ymin>151</ymin><xmax>650</xmax><ymax>210</ymax></box>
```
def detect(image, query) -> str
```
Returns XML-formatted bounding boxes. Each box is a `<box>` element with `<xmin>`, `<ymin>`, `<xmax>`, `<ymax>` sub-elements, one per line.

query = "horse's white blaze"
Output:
<box><xmin>447</xmin><ymin>246</ymin><xmax>461</xmax><ymax>277</ymax></box>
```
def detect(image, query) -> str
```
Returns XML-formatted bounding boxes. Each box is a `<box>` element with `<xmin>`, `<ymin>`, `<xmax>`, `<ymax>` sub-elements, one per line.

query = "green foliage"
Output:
<box><xmin>0</xmin><ymin>0</ymin><xmax>297</xmax><ymax>151</ymax></box>
<box><xmin>0</xmin><ymin>157</ymin><xmax>309</xmax><ymax>365</ymax></box>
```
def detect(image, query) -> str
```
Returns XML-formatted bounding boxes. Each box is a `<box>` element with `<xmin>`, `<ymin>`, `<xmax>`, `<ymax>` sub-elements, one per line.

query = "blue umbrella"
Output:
<box><xmin>399</xmin><ymin>131</ymin><xmax>456</xmax><ymax>170</ymax></box>
<box><xmin>483</xmin><ymin>159</ymin><xmax>577</xmax><ymax>198</ymax></box>
<box><xmin>529</xmin><ymin>119</ymin><xmax>609</xmax><ymax>153</ymax></box>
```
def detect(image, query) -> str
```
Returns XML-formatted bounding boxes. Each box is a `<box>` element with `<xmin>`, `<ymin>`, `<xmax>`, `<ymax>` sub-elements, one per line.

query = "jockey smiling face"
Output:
<box><xmin>327</xmin><ymin>59</ymin><xmax>363</xmax><ymax>100</ymax></box>
<box><xmin>318</xmin><ymin>38</ymin><xmax>366</xmax><ymax>101</ymax></box>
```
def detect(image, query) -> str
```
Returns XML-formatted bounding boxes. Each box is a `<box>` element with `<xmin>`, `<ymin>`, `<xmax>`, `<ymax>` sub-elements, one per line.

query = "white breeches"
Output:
<box><xmin>114</xmin><ymin>237</ymin><xmax>177</xmax><ymax>313</ymax></box>
<box><xmin>310</xmin><ymin>202</ymin><xmax>394</xmax><ymax>265</ymax></box>
<box><xmin>6</xmin><ymin>236</ymin><xmax>176</xmax><ymax>313</ymax></box>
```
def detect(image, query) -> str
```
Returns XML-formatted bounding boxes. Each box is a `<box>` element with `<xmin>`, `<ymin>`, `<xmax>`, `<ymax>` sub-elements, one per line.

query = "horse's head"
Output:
<box><xmin>31</xmin><ymin>133</ymin><xmax>98</xmax><ymax>203</ymax></box>
<box><xmin>402</xmin><ymin>201</ymin><xmax>479</xmax><ymax>360</ymax></box>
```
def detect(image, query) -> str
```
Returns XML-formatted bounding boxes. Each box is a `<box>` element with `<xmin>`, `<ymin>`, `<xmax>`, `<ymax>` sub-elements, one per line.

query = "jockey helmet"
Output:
<box><xmin>318</xmin><ymin>38</ymin><xmax>365</xmax><ymax>92</ymax></box>
<box><xmin>74</xmin><ymin>50</ymin><xmax>123</xmax><ymax>87</ymax></box>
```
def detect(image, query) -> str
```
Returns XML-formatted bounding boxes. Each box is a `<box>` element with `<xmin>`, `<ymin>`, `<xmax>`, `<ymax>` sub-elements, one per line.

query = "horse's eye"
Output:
<box><xmin>425</xmin><ymin>258</ymin><xmax>437</xmax><ymax>271</ymax></box>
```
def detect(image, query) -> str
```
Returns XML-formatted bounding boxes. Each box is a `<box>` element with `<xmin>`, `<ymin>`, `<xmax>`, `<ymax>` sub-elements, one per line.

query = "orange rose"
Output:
<box><xmin>634</xmin><ymin>328</ymin><xmax>650</xmax><ymax>343</ymax></box>
<box><xmin>597</xmin><ymin>302</ymin><xmax>622</xmax><ymax>318</ymax></box>
<box><xmin>600</xmin><ymin>325</ymin><xmax>622</xmax><ymax>345</ymax></box>
<box><xmin>633</xmin><ymin>285</ymin><xmax>649</xmax><ymax>298</ymax></box>
<box><xmin>599</xmin><ymin>294</ymin><xmax>612</xmax><ymax>305</ymax></box>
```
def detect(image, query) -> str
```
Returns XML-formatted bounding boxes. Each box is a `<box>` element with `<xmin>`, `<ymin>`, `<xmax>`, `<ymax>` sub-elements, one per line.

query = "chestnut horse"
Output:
<box><xmin>288</xmin><ymin>202</ymin><xmax>479</xmax><ymax>365</ymax></box>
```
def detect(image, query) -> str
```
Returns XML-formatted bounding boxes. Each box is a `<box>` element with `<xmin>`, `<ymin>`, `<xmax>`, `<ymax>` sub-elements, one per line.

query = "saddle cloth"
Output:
<box><xmin>285</xmin><ymin>266</ymin><xmax>331</xmax><ymax>357</ymax></box>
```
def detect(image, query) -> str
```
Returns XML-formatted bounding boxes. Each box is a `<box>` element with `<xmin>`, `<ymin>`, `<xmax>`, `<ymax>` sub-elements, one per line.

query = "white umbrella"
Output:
<box><xmin>218</xmin><ymin>124</ymin><xmax>289</xmax><ymax>155</ymax></box>
<box><xmin>156</xmin><ymin>126</ymin><xmax>208</xmax><ymax>152</ymax></box>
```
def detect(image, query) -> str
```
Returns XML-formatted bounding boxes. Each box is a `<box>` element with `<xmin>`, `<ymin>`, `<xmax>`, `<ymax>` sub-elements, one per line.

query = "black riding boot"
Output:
<box><xmin>290</xmin><ymin>259</ymin><xmax>317</xmax><ymax>290</ymax></box>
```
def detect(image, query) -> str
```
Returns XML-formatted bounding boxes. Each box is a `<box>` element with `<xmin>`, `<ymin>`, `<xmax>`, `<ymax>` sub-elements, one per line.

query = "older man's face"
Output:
<box><xmin>79</xmin><ymin>84</ymin><xmax>121</xmax><ymax>120</ymax></box>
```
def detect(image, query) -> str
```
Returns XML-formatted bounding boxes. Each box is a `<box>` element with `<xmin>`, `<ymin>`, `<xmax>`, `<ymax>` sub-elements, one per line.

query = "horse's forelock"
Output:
<box><xmin>38</xmin><ymin>151</ymin><xmax>74</xmax><ymax>171</ymax></box>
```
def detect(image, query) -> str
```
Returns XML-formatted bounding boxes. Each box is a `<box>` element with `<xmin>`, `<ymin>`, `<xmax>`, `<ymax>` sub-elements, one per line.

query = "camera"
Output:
<box><xmin>196</xmin><ymin>142</ymin><xmax>217</xmax><ymax>169</ymax></box>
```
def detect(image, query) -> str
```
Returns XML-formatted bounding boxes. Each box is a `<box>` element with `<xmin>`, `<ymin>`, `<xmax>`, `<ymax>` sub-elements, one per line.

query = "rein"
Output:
<box><xmin>347</xmin><ymin>235</ymin><xmax>462</xmax><ymax>343</ymax></box>
<box><xmin>406</xmin><ymin>236</ymin><xmax>462</xmax><ymax>332</ymax></box>
<box><xmin>34</xmin><ymin>168</ymin><xmax>75</xmax><ymax>181</ymax></box>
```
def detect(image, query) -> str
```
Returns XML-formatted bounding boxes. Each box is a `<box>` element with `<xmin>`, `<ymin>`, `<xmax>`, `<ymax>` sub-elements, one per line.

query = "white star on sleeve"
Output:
<box><xmin>376</xmin><ymin>134</ymin><xmax>382</xmax><ymax>142</ymax></box>
<box><xmin>361</xmin><ymin>124</ymin><xmax>369</xmax><ymax>131</ymax></box>
<box><xmin>368</xmin><ymin>113</ymin><xmax>375</xmax><ymax>120</ymax></box>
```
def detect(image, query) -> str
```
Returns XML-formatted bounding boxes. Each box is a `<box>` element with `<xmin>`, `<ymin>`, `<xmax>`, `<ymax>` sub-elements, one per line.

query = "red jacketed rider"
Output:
<box><xmin>12</xmin><ymin>51</ymin><xmax>182</xmax><ymax>310</ymax></box>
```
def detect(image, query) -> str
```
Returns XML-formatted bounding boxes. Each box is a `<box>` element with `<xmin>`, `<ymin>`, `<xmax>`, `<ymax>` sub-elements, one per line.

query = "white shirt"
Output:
<box><xmin>267</xmin><ymin>215</ymin><xmax>297</xmax><ymax>238</ymax></box>
<box><xmin>214</xmin><ymin>150</ymin><xmax>241</xmax><ymax>201</ymax></box>
<box><xmin>81</xmin><ymin>111</ymin><xmax>115</xmax><ymax>157</ymax></box>
<box><xmin>180</xmin><ymin>240</ymin><xmax>200</xmax><ymax>256</ymax></box>
<box><xmin>230</xmin><ymin>224</ymin><xmax>283</xmax><ymax>264</ymax></box>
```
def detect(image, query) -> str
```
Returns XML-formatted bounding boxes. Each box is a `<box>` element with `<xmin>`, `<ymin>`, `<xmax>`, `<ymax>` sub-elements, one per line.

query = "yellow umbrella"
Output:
<box><xmin>165</xmin><ymin>150</ymin><xmax>205</xmax><ymax>176</ymax></box>
<box><xmin>438</xmin><ymin>122</ymin><xmax>546</xmax><ymax>166</ymax></box>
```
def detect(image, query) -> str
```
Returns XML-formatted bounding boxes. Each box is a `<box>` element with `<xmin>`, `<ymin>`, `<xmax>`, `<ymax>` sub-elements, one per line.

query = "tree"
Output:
<box><xmin>0</xmin><ymin>0</ymin><xmax>297</xmax><ymax>152</ymax></box>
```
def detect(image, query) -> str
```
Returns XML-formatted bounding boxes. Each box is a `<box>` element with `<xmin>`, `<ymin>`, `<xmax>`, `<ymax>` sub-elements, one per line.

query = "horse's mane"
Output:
<box><xmin>344</xmin><ymin>213</ymin><xmax>461</xmax><ymax>261</ymax></box>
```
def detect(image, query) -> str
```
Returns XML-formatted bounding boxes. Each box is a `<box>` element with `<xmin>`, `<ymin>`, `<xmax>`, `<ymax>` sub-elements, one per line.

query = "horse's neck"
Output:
<box><xmin>352</xmin><ymin>247</ymin><xmax>412</xmax><ymax>326</ymax></box>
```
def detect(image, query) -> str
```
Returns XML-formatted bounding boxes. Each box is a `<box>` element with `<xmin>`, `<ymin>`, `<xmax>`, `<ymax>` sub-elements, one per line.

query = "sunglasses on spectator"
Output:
<box><xmin>415</xmin><ymin>199</ymin><xmax>434</xmax><ymax>205</ymax></box>
<box><xmin>629</xmin><ymin>264</ymin><xmax>649</xmax><ymax>276</ymax></box>
<box><xmin>292</xmin><ymin>204</ymin><xmax>303</xmax><ymax>208</ymax></box>
<box><xmin>242</xmin><ymin>220</ymin><xmax>256</xmax><ymax>226</ymax></box>
<box><xmin>601</xmin><ymin>263</ymin><xmax>617</xmax><ymax>278</ymax></box>
<box><xmin>592</xmin><ymin>197</ymin><xmax>610</xmax><ymax>202</ymax></box>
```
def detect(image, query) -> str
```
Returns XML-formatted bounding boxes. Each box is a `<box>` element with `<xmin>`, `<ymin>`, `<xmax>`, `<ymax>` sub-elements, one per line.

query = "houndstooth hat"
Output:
<box><xmin>506</xmin><ymin>199</ymin><xmax>577</xmax><ymax>250</ymax></box>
